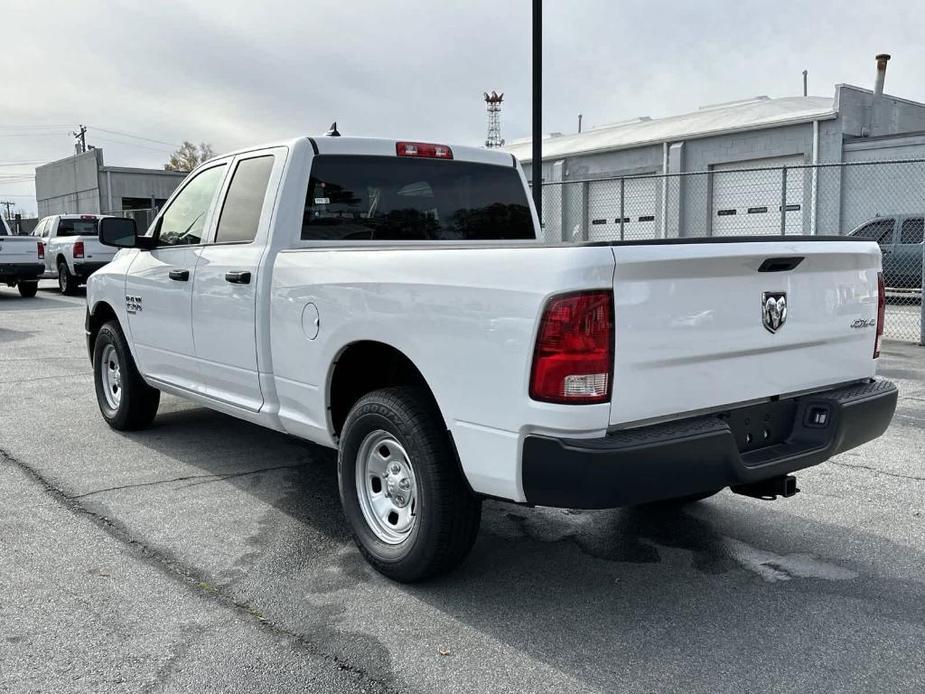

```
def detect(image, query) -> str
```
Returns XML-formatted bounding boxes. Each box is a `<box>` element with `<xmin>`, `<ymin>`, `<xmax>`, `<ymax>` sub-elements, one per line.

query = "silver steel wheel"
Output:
<box><xmin>58</xmin><ymin>264</ymin><xmax>67</xmax><ymax>292</ymax></box>
<box><xmin>100</xmin><ymin>343</ymin><xmax>122</xmax><ymax>410</ymax></box>
<box><xmin>355</xmin><ymin>430</ymin><xmax>419</xmax><ymax>544</ymax></box>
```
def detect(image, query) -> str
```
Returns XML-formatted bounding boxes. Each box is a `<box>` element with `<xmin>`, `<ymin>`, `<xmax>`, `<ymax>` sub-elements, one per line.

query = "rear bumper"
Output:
<box><xmin>522</xmin><ymin>379</ymin><xmax>898</xmax><ymax>509</ymax></box>
<box><xmin>73</xmin><ymin>261</ymin><xmax>108</xmax><ymax>278</ymax></box>
<box><xmin>0</xmin><ymin>262</ymin><xmax>43</xmax><ymax>282</ymax></box>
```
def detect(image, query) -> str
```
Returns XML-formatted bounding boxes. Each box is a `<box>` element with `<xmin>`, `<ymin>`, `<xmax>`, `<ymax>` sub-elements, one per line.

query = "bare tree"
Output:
<box><xmin>165</xmin><ymin>141</ymin><xmax>216</xmax><ymax>172</ymax></box>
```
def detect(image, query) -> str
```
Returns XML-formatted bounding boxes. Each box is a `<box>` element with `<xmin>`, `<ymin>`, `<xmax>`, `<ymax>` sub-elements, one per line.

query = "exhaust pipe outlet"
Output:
<box><xmin>731</xmin><ymin>474</ymin><xmax>799</xmax><ymax>501</ymax></box>
<box><xmin>874</xmin><ymin>53</ymin><xmax>891</xmax><ymax>96</ymax></box>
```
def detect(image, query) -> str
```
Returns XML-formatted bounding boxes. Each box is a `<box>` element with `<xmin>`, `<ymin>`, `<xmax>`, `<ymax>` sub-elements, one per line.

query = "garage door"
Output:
<box><xmin>712</xmin><ymin>156</ymin><xmax>805</xmax><ymax>236</ymax></box>
<box><xmin>588</xmin><ymin>176</ymin><xmax>658</xmax><ymax>242</ymax></box>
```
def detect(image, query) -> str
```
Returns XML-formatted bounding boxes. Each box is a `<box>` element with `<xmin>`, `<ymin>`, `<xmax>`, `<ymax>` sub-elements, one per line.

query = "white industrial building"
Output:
<box><xmin>35</xmin><ymin>148</ymin><xmax>186</xmax><ymax>218</ymax></box>
<box><xmin>507</xmin><ymin>56</ymin><xmax>925</xmax><ymax>241</ymax></box>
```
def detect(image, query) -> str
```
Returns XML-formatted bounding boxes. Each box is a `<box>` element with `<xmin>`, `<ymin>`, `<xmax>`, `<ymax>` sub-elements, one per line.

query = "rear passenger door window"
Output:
<box><xmin>900</xmin><ymin>218</ymin><xmax>924</xmax><ymax>245</ymax></box>
<box><xmin>213</xmin><ymin>155</ymin><xmax>275</xmax><ymax>244</ymax></box>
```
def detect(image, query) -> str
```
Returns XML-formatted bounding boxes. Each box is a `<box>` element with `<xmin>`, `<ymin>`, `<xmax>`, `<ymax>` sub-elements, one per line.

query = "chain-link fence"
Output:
<box><xmin>109</xmin><ymin>207</ymin><xmax>159</xmax><ymax>233</ymax></box>
<box><xmin>540</xmin><ymin>159</ymin><xmax>925</xmax><ymax>345</ymax></box>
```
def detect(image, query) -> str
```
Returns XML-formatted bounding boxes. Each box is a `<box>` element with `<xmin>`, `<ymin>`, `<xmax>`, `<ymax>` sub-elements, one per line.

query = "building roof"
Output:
<box><xmin>505</xmin><ymin>95</ymin><xmax>836</xmax><ymax>163</ymax></box>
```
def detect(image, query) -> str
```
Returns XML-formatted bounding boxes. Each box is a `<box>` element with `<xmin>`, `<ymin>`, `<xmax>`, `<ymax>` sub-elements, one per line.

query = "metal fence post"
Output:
<box><xmin>619</xmin><ymin>177</ymin><xmax>625</xmax><ymax>241</ymax></box>
<box><xmin>780</xmin><ymin>166</ymin><xmax>788</xmax><ymax>235</ymax></box>
<box><xmin>920</xmin><ymin>242</ymin><xmax>925</xmax><ymax>346</ymax></box>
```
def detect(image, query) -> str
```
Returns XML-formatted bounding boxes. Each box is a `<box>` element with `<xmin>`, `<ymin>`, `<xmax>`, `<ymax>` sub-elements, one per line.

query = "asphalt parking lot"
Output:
<box><xmin>1</xmin><ymin>283</ymin><xmax>924</xmax><ymax>694</ymax></box>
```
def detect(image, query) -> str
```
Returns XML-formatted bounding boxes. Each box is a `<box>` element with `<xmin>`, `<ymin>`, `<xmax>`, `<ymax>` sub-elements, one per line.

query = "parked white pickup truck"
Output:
<box><xmin>33</xmin><ymin>214</ymin><xmax>116</xmax><ymax>294</ymax></box>
<box><xmin>0</xmin><ymin>217</ymin><xmax>43</xmax><ymax>297</ymax></box>
<box><xmin>86</xmin><ymin>135</ymin><xmax>897</xmax><ymax>581</ymax></box>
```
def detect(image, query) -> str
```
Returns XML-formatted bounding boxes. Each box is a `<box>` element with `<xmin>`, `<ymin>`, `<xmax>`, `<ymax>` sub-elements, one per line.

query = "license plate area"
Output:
<box><xmin>721</xmin><ymin>399</ymin><xmax>798</xmax><ymax>454</ymax></box>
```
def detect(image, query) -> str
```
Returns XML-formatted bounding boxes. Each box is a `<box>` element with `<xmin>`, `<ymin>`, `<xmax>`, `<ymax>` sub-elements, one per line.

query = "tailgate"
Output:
<box><xmin>76</xmin><ymin>235</ymin><xmax>116</xmax><ymax>262</ymax></box>
<box><xmin>609</xmin><ymin>240</ymin><xmax>881</xmax><ymax>427</ymax></box>
<box><xmin>0</xmin><ymin>236</ymin><xmax>40</xmax><ymax>264</ymax></box>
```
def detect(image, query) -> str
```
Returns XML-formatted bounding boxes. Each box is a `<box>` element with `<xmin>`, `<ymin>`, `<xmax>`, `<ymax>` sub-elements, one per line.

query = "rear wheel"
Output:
<box><xmin>58</xmin><ymin>260</ymin><xmax>78</xmax><ymax>295</ymax></box>
<box><xmin>17</xmin><ymin>281</ymin><xmax>38</xmax><ymax>298</ymax></box>
<box><xmin>93</xmin><ymin>321</ymin><xmax>160</xmax><ymax>430</ymax></box>
<box><xmin>338</xmin><ymin>386</ymin><xmax>481</xmax><ymax>582</ymax></box>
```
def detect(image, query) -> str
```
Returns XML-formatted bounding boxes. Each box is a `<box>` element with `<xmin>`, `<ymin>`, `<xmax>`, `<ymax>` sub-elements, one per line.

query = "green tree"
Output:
<box><xmin>165</xmin><ymin>141</ymin><xmax>216</xmax><ymax>172</ymax></box>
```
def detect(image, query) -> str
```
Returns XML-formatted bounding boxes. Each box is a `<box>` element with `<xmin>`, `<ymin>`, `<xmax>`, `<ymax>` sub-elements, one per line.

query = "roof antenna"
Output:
<box><xmin>325</xmin><ymin>121</ymin><xmax>341</xmax><ymax>137</ymax></box>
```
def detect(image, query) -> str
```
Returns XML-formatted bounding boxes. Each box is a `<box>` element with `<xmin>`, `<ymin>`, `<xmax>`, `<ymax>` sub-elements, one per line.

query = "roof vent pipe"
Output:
<box><xmin>874</xmin><ymin>54</ymin><xmax>890</xmax><ymax>96</ymax></box>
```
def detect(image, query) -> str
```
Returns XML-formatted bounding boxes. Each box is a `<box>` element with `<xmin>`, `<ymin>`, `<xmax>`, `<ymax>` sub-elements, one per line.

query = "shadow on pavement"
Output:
<box><xmin>112</xmin><ymin>401</ymin><xmax>925</xmax><ymax>692</ymax></box>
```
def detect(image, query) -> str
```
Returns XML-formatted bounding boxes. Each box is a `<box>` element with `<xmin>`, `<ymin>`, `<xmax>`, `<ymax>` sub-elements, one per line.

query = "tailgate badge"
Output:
<box><xmin>762</xmin><ymin>292</ymin><xmax>787</xmax><ymax>333</ymax></box>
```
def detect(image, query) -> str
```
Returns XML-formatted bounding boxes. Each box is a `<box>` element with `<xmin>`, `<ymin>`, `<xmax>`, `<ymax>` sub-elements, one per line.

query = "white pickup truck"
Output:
<box><xmin>0</xmin><ymin>217</ymin><xmax>43</xmax><ymax>297</ymax></box>
<box><xmin>86</xmin><ymin>135</ymin><xmax>897</xmax><ymax>581</ymax></box>
<box><xmin>33</xmin><ymin>214</ymin><xmax>116</xmax><ymax>294</ymax></box>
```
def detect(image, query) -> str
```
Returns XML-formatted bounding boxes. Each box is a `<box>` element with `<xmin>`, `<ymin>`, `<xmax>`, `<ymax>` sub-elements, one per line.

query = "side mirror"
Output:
<box><xmin>98</xmin><ymin>217</ymin><xmax>153</xmax><ymax>249</ymax></box>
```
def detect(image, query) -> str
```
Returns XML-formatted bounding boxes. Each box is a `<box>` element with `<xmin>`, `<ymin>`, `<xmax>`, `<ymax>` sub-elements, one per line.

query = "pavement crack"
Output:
<box><xmin>830</xmin><ymin>458</ymin><xmax>925</xmax><ymax>482</ymax></box>
<box><xmin>2</xmin><ymin>372</ymin><xmax>91</xmax><ymax>385</ymax></box>
<box><xmin>0</xmin><ymin>446</ymin><xmax>397</xmax><ymax>694</ymax></box>
<box><xmin>71</xmin><ymin>464</ymin><xmax>306</xmax><ymax>499</ymax></box>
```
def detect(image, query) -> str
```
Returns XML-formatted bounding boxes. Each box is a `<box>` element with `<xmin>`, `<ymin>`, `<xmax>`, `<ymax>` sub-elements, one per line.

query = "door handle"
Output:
<box><xmin>225</xmin><ymin>270</ymin><xmax>251</xmax><ymax>285</ymax></box>
<box><xmin>168</xmin><ymin>269</ymin><xmax>190</xmax><ymax>281</ymax></box>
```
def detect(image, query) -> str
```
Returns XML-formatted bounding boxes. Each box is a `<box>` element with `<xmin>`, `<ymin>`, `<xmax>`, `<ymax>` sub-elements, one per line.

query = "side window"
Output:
<box><xmin>852</xmin><ymin>219</ymin><xmax>894</xmax><ymax>246</ymax></box>
<box><xmin>214</xmin><ymin>156</ymin><xmax>275</xmax><ymax>244</ymax></box>
<box><xmin>155</xmin><ymin>165</ymin><xmax>227</xmax><ymax>246</ymax></box>
<box><xmin>900</xmin><ymin>218</ymin><xmax>924</xmax><ymax>245</ymax></box>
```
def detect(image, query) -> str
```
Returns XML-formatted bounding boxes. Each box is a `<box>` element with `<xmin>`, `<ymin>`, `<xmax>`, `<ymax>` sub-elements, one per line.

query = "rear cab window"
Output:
<box><xmin>301</xmin><ymin>155</ymin><xmax>534</xmax><ymax>242</ymax></box>
<box><xmin>57</xmin><ymin>217</ymin><xmax>100</xmax><ymax>237</ymax></box>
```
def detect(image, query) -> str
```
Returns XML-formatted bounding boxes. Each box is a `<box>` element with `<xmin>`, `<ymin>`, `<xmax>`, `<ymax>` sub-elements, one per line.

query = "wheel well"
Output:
<box><xmin>88</xmin><ymin>302</ymin><xmax>118</xmax><ymax>350</ymax></box>
<box><xmin>329</xmin><ymin>341</ymin><xmax>443</xmax><ymax>437</ymax></box>
<box><xmin>56</xmin><ymin>254</ymin><xmax>67</xmax><ymax>267</ymax></box>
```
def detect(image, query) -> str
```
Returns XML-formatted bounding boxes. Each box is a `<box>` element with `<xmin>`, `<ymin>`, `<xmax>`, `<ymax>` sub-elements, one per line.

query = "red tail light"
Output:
<box><xmin>396</xmin><ymin>141</ymin><xmax>453</xmax><ymax>159</ymax></box>
<box><xmin>874</xmin><ymin>271</ymin><xmax>885</xmax><ymax>358</ymax></box>
<box><xmin>73</xmin><ymin>240</ymin><xmax>85</xmax><ymax>259</ymax></box>
<box><xmin>530</xmin><ymin>290</ymin><xmax>614</xmax><ymax>404</ymax></box>
<box><xmin>37</xmin><ymin>241</ymin><xmax>44</xmax><ymax>260</ymax></box>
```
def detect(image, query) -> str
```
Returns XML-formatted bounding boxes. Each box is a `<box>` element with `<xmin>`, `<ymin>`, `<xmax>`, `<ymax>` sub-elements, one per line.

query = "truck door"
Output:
<box><xmin>124</xmin><ymin>163</ymin><xmax>228</xmax><ymax>390</ymax></box>
<box><xmin>897</xmin><ymin>217</ymin><xmax>924</xmax><ymax>288</ymax></box>
<box><xmin>191</xmin><ymin>151</ymin><xmax>280</xmax><ymax>411</ymax></box>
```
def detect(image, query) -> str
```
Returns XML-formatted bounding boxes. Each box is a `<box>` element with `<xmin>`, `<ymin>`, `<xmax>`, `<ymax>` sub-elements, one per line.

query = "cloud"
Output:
<box><xmin>1</xmin><ymin>0</ymin><xmax>923</xmax><ymax>215</ymax></box>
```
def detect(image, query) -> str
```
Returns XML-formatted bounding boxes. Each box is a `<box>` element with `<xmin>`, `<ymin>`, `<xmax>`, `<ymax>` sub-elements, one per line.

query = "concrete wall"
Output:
<box><xmin>34</xmin><ymin>150</ymin><xmax>103</xmax><ymax>216</ymax></box>
<box><xmin>839</xmin><ymin>133</ymin><xmax>925</xmax><ymax>231</ymax></box>
<box><xmin>99</xmin><ymin>167</ymin><xmax>186</xmax><ymax>214</ymax></box>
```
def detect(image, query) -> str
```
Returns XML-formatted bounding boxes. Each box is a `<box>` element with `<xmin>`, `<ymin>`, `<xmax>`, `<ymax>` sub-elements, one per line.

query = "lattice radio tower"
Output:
<box><xmin>484</xmin><ymin>91</ymin><xmax>504</xmax><ymax>148</ymax></box>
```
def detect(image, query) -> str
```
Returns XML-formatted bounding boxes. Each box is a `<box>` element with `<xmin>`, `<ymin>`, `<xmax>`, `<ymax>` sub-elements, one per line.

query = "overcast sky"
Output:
<box><xmin>2</xmin><ymin>0</ymin><xmax>923</xmax><ymax>215</ymax></box>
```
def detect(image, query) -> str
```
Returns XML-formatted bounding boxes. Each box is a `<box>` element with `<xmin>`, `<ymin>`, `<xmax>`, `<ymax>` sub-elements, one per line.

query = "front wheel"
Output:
<box><xmin>93</xmin><ymin>321</ymin><xmax>160</xmax><ymax>430</ymax></box>
<box><xmin>338</xmin><ymin>386</ymin><xmax>482</xmax><ymax>582</ymax></box>
<box><xmin>17</xmin><ymin>281</ymin><xmax>38</xmax><ymax>298</ymax></box>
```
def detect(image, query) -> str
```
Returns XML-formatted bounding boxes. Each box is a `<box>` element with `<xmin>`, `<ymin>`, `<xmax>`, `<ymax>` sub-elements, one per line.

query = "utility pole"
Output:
<box><xmin>532</xmin><ymin>0</ymin><xmax>542</xmax><ymax>220</ymax></box>
<box><xmin>578</xmin><ymin>113</ymin><xmax>583</xmax><ymax>133</ymax></box>
<box><xmin>72</xmin><ymin>124</ymin><xmax>87</xmax><ymax>154</ymax></box>
<box><xmin>0</xmin><ymin>201</ymin><xmax>15</xmax><ymax>220</ymax></box>
<box><xmin>802</xmin><ymin>70</ymin><xmax>808</xmax><ymax>97</ymax></box>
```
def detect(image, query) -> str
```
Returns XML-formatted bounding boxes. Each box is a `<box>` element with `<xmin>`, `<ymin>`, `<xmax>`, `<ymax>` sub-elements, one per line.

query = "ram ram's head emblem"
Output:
<box><xmin>762</xmin><ymin>292</ymin><xmax>787</xmax><ymax>333</ymax></box>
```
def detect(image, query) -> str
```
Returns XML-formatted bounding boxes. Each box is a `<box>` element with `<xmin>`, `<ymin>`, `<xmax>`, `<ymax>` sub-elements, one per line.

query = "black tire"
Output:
<box><xmin>58</xmin><ymin>260</ymin><xmax>78</xmax><ymax>295</ymax></box>
<box><xmin>93</xmin><ymin>321</ymin><xmax>160</xmax><ymax>430</ymax></box>
<box><xmin>17</xmin><ymin>281</ymin><xmax>38</xmax><ymax>298</ymax></box>
<box><xmin>338</xmin><ymin>386</ymin><xmax>482</xmax><ymax>582</ymax></box>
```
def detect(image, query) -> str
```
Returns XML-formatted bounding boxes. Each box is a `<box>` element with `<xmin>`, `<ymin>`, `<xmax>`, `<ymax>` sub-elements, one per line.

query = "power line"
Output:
<box><xmin>90</xmin><ymin>136</ymin><xmax>176</xmax><ymax>153</ymax></box>
<box><xmin>86</xmin><ymin>125</ymin><xmax>179</xmax><ymax>148</ymax></box>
